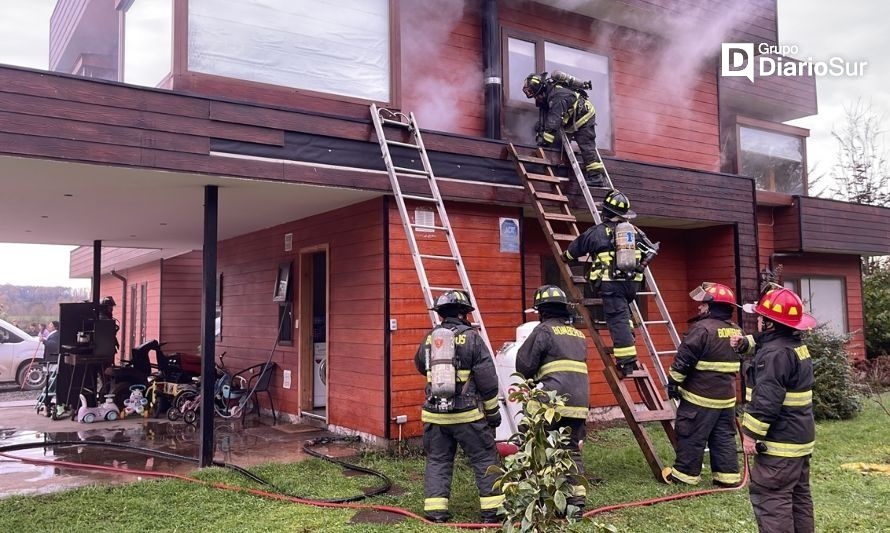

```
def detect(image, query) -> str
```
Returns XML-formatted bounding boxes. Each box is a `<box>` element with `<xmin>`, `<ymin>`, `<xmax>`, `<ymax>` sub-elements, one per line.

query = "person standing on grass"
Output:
<box><xmin>731</xmin><ymin>287</ymin><xmax>816</xmax><ymax>533</ymax></box>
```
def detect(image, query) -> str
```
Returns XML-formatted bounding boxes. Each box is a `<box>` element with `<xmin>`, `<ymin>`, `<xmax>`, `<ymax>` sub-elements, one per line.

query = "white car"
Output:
<box><xmin>0</xmin><ymin>318</ymin><xmax>47</xmax><ymax>390</ymax></box>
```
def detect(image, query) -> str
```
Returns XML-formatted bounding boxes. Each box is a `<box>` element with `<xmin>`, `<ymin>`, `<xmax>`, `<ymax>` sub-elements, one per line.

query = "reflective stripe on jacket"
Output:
<box><xmin>541</xmin><ymin>85</ymin><xmax>595</xmax><ymax>135</ymax></box>
<box><xmin>670</xmin><ymin>313</ymin><xmax>742</xmax><ymax>408</ymax></box>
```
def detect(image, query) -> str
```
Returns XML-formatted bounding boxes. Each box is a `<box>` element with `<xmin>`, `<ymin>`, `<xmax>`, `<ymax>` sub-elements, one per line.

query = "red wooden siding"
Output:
<box><xmin>97</xmin><ymin>261</ymin><xmax>162</xmax><ymax>362</ymax></box>
<box><xmin>158</xmin><ymin>251</ymin><xmax>203</xmax><ymax>355</ymax></box>
<box><xmin>798</xmin><ymin>196</ymin><xmax>890</xmax><ymax>256</ymax></box>
<box><xmin>70</xmin><ymin>246</ymin><xmax>165</xmax><ymax>278</ymax></box>
<box><xmin>217</xmin><ymin>199</ymin><xmax>385</xmax><ymax>436</ymax></box>
<box><xmin>388</xmin><ymin>201</ymin><xmax>524</xmax><ymax>437</ymax></box>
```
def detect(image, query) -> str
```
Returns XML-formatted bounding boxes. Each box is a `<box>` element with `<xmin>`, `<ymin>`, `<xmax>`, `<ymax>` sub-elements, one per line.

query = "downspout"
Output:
<box><xmin>92</xmin><ymin>240</ymin><xmax>101</xmax><ymax>304</ymax></box>
<box><xmin>482</xmin><ymin>0</ymin><xmax>502</xmax><ymax>139</ymax></box>
<box><xmin>382</xmin><ymin>196</ymin><xmax>392</xmax><ymax>440</ymax></box>
<box><xmin>111</xmin><ymin>270</ymin><xmax>128</xmax><ymax>360</ymax></box>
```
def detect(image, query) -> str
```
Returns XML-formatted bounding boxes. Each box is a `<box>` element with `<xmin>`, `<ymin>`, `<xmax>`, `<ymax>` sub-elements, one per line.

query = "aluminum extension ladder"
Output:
<box><xmin>369</xmin><ymin>104</ymin><xmax>493</xmax><ymax>354</ymax></box>
<box><xmin>507</xmin><ymin>133</ymin><xmax>680</xmax><ymax>481</ymax></box>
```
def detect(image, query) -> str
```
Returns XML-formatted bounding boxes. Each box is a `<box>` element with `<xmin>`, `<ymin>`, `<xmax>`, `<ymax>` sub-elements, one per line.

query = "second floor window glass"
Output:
<box><xmin>506</xmin><ymin>37</ymin><xmax>611</xmax><ymax>150</ymax></box>
<box><xmin>739</xmin><ymin>126</ymin><xmax>805</xmax><ymax>194</ymax></box>
<box><xmin>123</xmin><ymin>0</ymin><xmax>173</xmax><ymax>87</ymax></box>
<box><xmin>188</xmin><ymin>0</ymin><xmax>390</xmax><ymax>102</ymax></box>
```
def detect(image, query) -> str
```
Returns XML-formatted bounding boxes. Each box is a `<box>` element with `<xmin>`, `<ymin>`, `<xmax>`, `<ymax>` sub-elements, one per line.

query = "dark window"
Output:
<box><xmin>505</xmin><ymin>35</ymin><xmax>612</xmax><ymax>150</ymax></box>
<box><xmin>276</xmin><ymin>262</ymin><xmax>294</xmax><ymax>345</ymax></box>
<box><xmin>738</xmin><ymin>125</ymin><xmax>806</xmax><ymax>194</ymax></box>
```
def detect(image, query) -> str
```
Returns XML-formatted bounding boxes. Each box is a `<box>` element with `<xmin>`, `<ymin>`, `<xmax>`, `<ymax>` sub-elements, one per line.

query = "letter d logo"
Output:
<box><xmin>722</xmin><ymin>43</ymin><xmax>755</xmax><ymax>83</ymax></box>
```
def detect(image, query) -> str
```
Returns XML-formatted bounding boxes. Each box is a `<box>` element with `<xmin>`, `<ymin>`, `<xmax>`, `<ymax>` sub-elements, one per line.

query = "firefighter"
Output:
<box><xmin>516</xmin><ymin>285</ymin><xmax>589</xmax><ymax>514</ymax></box>
<box><xmin>663</xmin><ymin>282</ymin><xmax>743</xmax><ymax>487</ymax></box>
<box><xmin>562</xmin><ymin>190</ymin><xmax>658</xmax><ymax>377</ymax></box>
<box><xmin>731</xmin><ymin>287</ymin><xmax>816</xmax><ymax>533</ymax></box>
<box><xmin>522</xmin><ymin>72</ymin><xmax>606</xmax><ymax>187</ymax></box>
<box><xmin>414</xmin><ymin>290</ymin><xmax>503</xmax><ymax>524</ymax></box>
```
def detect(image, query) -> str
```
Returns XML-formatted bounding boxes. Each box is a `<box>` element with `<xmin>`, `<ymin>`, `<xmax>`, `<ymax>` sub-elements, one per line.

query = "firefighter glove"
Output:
<box><xmin>666</xmin><ymin>380</ymin><xmax>681</xmax><ymax>400</ymax></box>
<box><xmin>562</xmin><ymin>250</ymin><xmax>573</xmax><ymax>263</ymax></box>
<box><xmin>536</xmin><ymin>131</ymin><xmax>555</xmax><ymax>147</ymax></box>
<box><xmin>486</xmin><ymin>411</ymin><xmax>502</xmax><ymax>429</ymax></box>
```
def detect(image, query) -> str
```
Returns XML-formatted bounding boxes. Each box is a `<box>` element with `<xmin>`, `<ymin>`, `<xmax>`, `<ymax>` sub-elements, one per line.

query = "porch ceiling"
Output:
<box><xmin>0</xmin><ymin>155</ymin><xmax>379</xmax><ymax>250</ymax></box>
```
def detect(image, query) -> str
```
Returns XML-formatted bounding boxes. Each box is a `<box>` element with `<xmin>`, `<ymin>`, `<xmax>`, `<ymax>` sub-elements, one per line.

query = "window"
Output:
<box><xmin>188</xmin><ymin>0</ymin><xmax>390</xmax><ymax>101</ymax></box>
<box><xmin>122</xmin><ymin>0</ymin><xmax>173</xmax><ymax>87</ymax></box>
<box><xmin>738</xmin><ymin>123</ymin><xmax>806</xmax><ymax>194</ymax></box>
<box><xmin>784</xmin><ymin>277</ymin><xmax>847</xmax><ymax>334</ymax></box>
<box><xmin>274</xmin><ymin>262</ymin><xmax>294</xmax><ymax>344</ymax></box>
<box><xmin>505</xmin><ymin>35</ymin><xmax>611</xmax><ymax>150</ymax></box>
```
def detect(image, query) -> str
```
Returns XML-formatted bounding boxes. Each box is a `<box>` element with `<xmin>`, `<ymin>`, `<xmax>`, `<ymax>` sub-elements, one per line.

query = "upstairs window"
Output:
<box><xmin>505</xmin><ymin>35</ymin><xmax>611</xmax><ymax>150</ymax></box>
<box><xmin>737</xmin><ymin>119</ymin><xmax>807</xmax><ymax>195</ymax></box>
<box><xmin>188</xmin><ymin>0</ymin><xmax>390</xmax><ymax>102</ymax></box>
<box><xmin>122</xmin><ymin>0</ymin><xmax>173</xmax><ymax>87</ymax></box>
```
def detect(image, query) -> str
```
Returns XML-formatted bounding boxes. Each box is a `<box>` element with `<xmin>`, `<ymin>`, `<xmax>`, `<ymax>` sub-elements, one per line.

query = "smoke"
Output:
<box><xmin>400</xmin><ymin>0</ymin><xmax>480</xmax><ymax>133</ymax></box>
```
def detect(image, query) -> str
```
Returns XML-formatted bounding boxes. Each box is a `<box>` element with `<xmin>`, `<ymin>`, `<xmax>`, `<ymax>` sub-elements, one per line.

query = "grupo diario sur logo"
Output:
<box><xmin>721</xmin><ymin>43</ymin><xmax>867</xmax><ymax>83</ymax></box>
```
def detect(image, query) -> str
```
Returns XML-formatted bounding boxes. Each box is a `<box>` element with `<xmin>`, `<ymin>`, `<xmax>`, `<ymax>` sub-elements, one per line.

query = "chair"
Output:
<box><xmin>234</xmin><ymin>361</ymin><xmax>277</xmax><ymax>424</ymax></box>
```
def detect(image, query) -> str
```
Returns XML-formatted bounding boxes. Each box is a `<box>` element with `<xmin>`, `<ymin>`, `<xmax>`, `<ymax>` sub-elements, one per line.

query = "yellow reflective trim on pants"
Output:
<box><xmin>571</xmin><ymin>485</ymin><xmax>587</xmax><ymax>497</ymax></box>
<box><xmin>742</xmin><ymin>412</ymin><xmax>770</xmax><ymax>436</ymax></box>
<box><xmin>670</xmin><ymin>467</ymin><xmax>701</xmax><ymax>485</ymax></box>
<box><xmin>536</xmin><ymin>360</ymin><xmax>588</xmax><ymax>379</ymax></box>
<box><xmin>669</xmin><ymin>369</ymin><xmax>686</xmax><ymax>383</ymax></box>
<box><xmin>421</xmin><ymin>409</ymin><xmax>484</xmax><ymax>424</ymax></box>
<box><xmin>614</xmin><ymin>346</ymin><xmax>637</xmax><ymax>358</ymax></box>
<box><xmin>745</xmin><ymin>387</ymin><xmax>753</xmax><ymax>402</ymax></box>
<box><xmin>694</xmin><ymin>361</ymin><xmax>740</xmax><ymax>372</ymax></box>
<box><xmin>679</xmin><ymin>388</ymin><xmax>736</xmax><ymax>409</ymax></box>
<box><xmin>713</xmin><ymin>471</ymin><xmax>742</xmax><ymax>484</ymax></box>
<box><xmin>555</xmin><ymin>405</ymin><xmax>589</xmax><ymax>419</ymax></box>
<box><xmin>783</xmin><ymin>390</ymin><xmax>813</xmax><ymax>407</ymax></box>
<box><xmin>424</xmin><ymin>497</ymin><xmax>449</xmax><ymax>511</ymax></box>
<box><xmin>479</xmin><ymin>494</ymin><xmax>505</xmax><ymax>509</ymax></box>
<box><xmin>760</xmin><ymin>440</ymin><xmax>815</xmax><ymax>458</ymax></box>
<box><xmin>483</xmin><ymin>396</ymin><xmax>499</xmax><ymax>411</ymax></box>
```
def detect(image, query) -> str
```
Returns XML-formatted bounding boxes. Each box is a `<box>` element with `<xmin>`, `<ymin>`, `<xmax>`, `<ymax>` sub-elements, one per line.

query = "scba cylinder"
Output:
<box><xmin>550</xmin><ymin>70</ymin><xmax>592</xmax><ymax>91</ymax></box>
<box><xmin>429</xmin><ymin>328</ymin><xmax>456</xmax><ymax>400</ymax></box>
<box><xmin>614</xmin><ymin>221</ymin><xmax>637</xmax><ymax>274</ymax></box>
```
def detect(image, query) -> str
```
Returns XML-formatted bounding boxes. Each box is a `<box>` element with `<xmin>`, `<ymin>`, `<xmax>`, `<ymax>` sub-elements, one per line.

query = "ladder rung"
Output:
<box><xmin>535</xmin><ymin>192</ymin><xmax>569</xmax><ymax>202</ymax></box>
<box><xmin>580</xmin><ymin>298</ymin><xmax>603</xmax><ymax>306</ymax></box>
<box><xmin>633</xmin><ymin>409</ymin><xmax>675</xmax><ymax>423</ymax></box>
<box><xmin>393</xmin><ymin>166</ymin><xmax>429</xmax><ymax>176</ymax></box>
<box><xmin>625</xmin><ymin>370</ymin><xmax>652</xmax><ymax>379</ymax></box>
<box><xmin>381</xmin><ymin>117</ymin><xmax>411</xmax><ymax>128</ymax></box>
<box><xmin>543</xmin><ymin>213</ymin><xmax>577</xmax><ymax>222</ymax></box>
<box><xmin>637</xmin><ymin>291</ymin><xmax>656</xmax><ymax>296</ymax></box>
<box><xmin>386</xmin><ymin>139</ymin><xmax>419</xmax><ymax>149</ymax></box>
<box><xmin>643</xmin><ymin>320</ymin><xmax>669</xmax><ymax>325</ymax></box>
<box><xmin>657</xmin><ymin>350</ymin><xmax>678</xmax><ymax>356</ymax></box>
<box><xmin>571</xmin><ymin>275</ymin><xmax>586</xmax><ymax>283</ymax></box>
<box><xmin>517</xmin><ymin>155</ymin><xmax>555</xmax><ymax>166</ymax></box>
<box><xmin>411</xmin><ymin>224</ymin><xmax>448</xmax><ymax>231</ymax></box>
<box><xmin>418</xmin><ymin>254</ymin><xmax>457</xmax><ymax>261</ymax></box>
<box><xmin>402</xmin><ymin>194</ymin><xmax>438</xmax><ymax>203</ymax></box>
<box><xmin>527</xmin><ymin>172</ymin><xmax>566</xmax><ymax>183</ymax></box>
<box><xmin>553</xmin><ymin>233</ymin><xmax>577</xmax><ymax>241</ymax></box>
<box><xmin>429</xmin><ymin>286</ymin><xmax>461</xmax><ymax>292</ymax></box>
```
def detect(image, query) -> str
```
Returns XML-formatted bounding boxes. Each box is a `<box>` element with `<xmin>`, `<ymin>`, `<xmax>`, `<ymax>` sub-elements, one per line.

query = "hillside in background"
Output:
<box><xmin>0</xmin><ymin>284</ymin><xmax>91</xmax><ymax>325</ymax></box>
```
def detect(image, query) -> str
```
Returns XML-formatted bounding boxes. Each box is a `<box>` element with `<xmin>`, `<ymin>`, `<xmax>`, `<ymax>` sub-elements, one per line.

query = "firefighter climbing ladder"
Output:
<box><xmin>369</xmin><ymin>103</ymin><xmax>493</xmax><ymax>354</ymax></box>
<box><xmin>507</xmin><ymin>133</ymin><xmax>681</xmax><ymax>481</ymax></box>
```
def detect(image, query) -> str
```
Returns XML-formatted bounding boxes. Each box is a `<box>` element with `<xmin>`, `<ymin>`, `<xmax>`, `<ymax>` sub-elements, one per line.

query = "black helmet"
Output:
<box><xmin>431</xmin><ymin>290</ymin><xmax>475</xmax><ymax>314</ymax></box>
<box><xmin>522</xmin><ymin>73</ymin><xmax>547</xmax><ymax>98</ymax></box>
<box><xmin>100</xmin><ymin>296</ymin><xmax>116</xmax><ymax>307</ymax></box>
<box><xmin>602</xmin><ymin>189</ymin><xmax>637</xmax><ymax>219</ymax></box>
<box><xmin>532</xmin><ymin>285</ymin><xmax>569</xmax><ymax>309</ymax></box>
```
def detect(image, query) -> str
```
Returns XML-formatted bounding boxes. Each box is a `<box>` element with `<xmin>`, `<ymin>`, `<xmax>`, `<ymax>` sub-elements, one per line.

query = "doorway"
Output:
<box><xmin>299</xmin><ymin>247</ymin><xmax>328</xmax><ymax>421</ymax></box>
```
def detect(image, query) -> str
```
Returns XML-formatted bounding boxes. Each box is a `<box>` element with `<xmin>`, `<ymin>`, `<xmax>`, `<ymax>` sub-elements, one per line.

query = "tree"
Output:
<box><xmin>826</xmin><ymin>100</ymin><xmax>890</xmax><ymax>209</ymax></box>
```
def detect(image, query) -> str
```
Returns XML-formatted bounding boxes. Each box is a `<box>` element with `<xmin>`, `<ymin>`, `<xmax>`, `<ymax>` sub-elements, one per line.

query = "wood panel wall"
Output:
<box><xmin>799</xmin><ymin>196</ymin><xmax>890</xmax><ymax>256</ymax></box>
<box><xmin>98</xmin><ymin>261</ymin><xmax>161</xmax><ymax>363</ymax></box>
<box><xmin>216</xmin><ymin>198</ymin><xmax>385</xmax><ymax>436</ymax></box>
<box><xmin>158</xmin><ymin>251</ymin><xmax>203</xmax><ymax>355</ymax></box>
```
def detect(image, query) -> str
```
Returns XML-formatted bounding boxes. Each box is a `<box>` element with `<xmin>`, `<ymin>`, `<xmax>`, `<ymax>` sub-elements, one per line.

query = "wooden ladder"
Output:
<box><xmin>508</xmin><ymin>143</ymin><xmax>677</xmax><ymax>481</ymax></box>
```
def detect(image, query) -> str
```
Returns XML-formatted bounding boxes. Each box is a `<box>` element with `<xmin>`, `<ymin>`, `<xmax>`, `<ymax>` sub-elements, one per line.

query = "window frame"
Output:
<box><xmin>783</xmin><ymin>275</ymin><xmax>848</xmax><ymax>333</ymax></box>
<box><xmin>171</xmin><ymin>0</ymin><xmax>400</xmax><ymax>107</ymax></box>
<box><xmin>501</xmin><ymin>27</ymin><xmax>614</xmax><ymax>154</ymax></box>
<box><xmin>734</xmin><ymin>116</ymin><xmax>809</xmax><ymax>195</ymax></box>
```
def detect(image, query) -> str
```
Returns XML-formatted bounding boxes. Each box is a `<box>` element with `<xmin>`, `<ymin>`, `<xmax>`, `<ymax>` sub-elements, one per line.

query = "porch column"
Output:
<box><xmin>199</xmin><ymin>185</ymin><xmax>218</xmax><ymax>467</ymax></box>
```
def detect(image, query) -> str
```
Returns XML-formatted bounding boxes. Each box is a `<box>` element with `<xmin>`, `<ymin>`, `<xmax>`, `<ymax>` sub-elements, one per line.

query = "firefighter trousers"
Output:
<box><xmin>550</xmin><ymin>416</ymin><xmax>588</xmax><ymax>507</ymax></box>
<box><xmin>422</xmin><ymin>419</ymin><xmax>503</xmax><ymax>521</ymax></box>
<box><xmin>749</xmin><ymin>454</ymin><xmax>814</xmax><ymax>533</ymax></box>
<box><xmin>671</xmin><ymin>400</ymin><xmax>740</xmax><ymax>485</ymax></box>
<box><xmin>600</xmin><ymin>281</ymin><xmax>640</xmax><ymax>363</ymax></box>
<box><xmin>572</xmin><ymin>121</ymin><xmax>604</xmax><ymax>178</ymax></box>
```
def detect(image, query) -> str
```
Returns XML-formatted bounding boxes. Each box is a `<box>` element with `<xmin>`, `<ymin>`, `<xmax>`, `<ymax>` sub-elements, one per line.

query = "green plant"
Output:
<box><xmin>804</xmin><ymin>325</ymin><xmax>862</xmax><ymax>420</ymax></box>
<box><xmin>490</xmin><ymin>378</ymin><xmax>613</xmax><ymax>533</ymax></box>
<box><xmin>864</xmin><ymin>265</ymin><xmax>890</xmax><ymax>358</ymax></box>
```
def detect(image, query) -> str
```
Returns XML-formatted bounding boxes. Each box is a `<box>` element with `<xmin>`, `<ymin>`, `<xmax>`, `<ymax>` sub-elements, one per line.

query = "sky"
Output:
<box><xmin>0</xmin><ymin>0</ymin><xmax>887</xmax><ymax>287</ymax></box>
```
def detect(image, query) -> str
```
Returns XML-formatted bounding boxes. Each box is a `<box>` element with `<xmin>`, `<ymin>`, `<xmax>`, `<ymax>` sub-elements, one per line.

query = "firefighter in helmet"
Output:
<box><xmin>562</xmin><ymin>190</ymin><xmax>658</xmax><ymax>377</ymax></box>
<box><xmin>663</xmin><ymin>282</ymin><xmax>743</xmax><ymax>487</ymax></box>
<box><xmin>516</xmin><ymin>285</ymin><xmax>590</xmax><ymax>514</ymax></box>
<box><xmin>413</xmin><ymin>290</ymin><xmax>503</xmax><ymax>524</ymax></box>
<box><xmin>731</xmin><ymin>287</ymin><xmax>816</xmax><ymax>533</ymax></box>
<box><xmin>522</xmin><ymin>72</ymin><xmax>606</xmax><ymax>187</ymax></box>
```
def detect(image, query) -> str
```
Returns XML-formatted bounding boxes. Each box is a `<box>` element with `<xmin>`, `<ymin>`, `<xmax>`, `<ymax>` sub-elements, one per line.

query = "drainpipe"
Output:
<box><xmin>482</xmin><ymin>0</ymin><xmax>502</xmax><ymax>139</ymax></box>
<box><xmin>111</xmin><ymin>270</ymin><xmax>128</xmax><ymax>360</ymax></box>
<box><xmin>92</xmin><ymin>240</ymin><xmax>101</xmax><ymax>304</ymax></box>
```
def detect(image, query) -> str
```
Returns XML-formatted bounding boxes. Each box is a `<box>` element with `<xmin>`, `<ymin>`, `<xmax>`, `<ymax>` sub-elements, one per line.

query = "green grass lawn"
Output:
<box><xmin>2</xmin><ymin>394</ymin><xmax>889</xmax><ymax>532</ymax></box>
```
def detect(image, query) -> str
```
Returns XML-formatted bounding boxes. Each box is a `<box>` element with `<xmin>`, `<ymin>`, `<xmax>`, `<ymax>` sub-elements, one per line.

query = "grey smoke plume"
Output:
<box><xmin>401</xmin><ymin>0</ymin><xmax>480</xmax><ymax>133</ymax></box>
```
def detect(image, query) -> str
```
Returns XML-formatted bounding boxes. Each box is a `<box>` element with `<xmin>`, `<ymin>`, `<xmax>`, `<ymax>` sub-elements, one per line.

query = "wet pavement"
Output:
<box><xmin>0</xmin><ymin>393</ymin><xmax>353</xmax><ymax>498</ymax></box>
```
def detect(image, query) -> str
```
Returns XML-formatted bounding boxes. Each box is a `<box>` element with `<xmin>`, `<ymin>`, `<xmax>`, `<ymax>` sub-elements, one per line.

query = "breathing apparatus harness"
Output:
<box><xmin>604</xmin><ymin>218</ymin><xmax>660</xmax><ymax>280</ymax></box>
<box><xmin>424</xmin><ymin>321</ymin><xmax>474</xmax><ymax>413</ymax></box>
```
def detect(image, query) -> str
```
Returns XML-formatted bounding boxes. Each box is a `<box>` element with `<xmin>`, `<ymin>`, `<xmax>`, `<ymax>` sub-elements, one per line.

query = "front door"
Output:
<box><xmin>299</xmin><ymin>247</ymin><xmax>328</xmax><ymax>420</ymax></box>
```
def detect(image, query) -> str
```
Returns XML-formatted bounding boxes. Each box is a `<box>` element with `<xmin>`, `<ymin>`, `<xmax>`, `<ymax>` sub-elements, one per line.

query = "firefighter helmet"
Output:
<box><xmin>602</xmin><ymin>189</ymin><xmax>637</xmax><ymax>219</ymax></box>
<box><xmin>522</xmin><ymin>73</ymin><xmax>547</xmax><ymax>98</ymax></box>
<box><xmin>689</xmin><ymin>282</ymin><xmax>737</xmax><ymax>306</ymax></box>
<box><xmin>752</xmin><ymin>288</ymin><xmax>817</xmax><ymax>331</ymax></box>
<box><xmin>431</xmin><ymin>290</ymin><xmax>475</xmax><ymax>313</ymax></box>
<box><xmin>100</xmin><ymin>296</ymin><xmax>116</xmax><ymax>307</ymax></box>
<box><xmin>532</xmin><ymin>285</ymin><xmax>569</xmax><ymax>309</ymax></box>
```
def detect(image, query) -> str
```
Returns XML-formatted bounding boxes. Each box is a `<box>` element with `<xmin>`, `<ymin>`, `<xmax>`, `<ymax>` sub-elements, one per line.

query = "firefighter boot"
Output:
<box><xmin>585</xmin><ymin>162</ymin><xmax>606</xmax><ymax>187</ymax></box>
<box><xmin>615</xmin><ymin>357</ymin><xmax>639</xmax><ymax>378</ymax></box>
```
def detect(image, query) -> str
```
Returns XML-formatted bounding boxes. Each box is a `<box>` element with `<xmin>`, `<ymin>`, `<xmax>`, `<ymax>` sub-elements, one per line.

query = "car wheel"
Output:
<box><xmin>17</xmin><ymin>362</ymin><xmax>47</xmax><ymax>391</ymax></box>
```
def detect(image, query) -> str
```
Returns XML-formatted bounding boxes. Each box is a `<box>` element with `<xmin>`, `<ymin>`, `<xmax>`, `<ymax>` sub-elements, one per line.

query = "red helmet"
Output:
<box><xmin>753</xmin><ymin>288</ymin><xmax>817</xmax><ymax>331</ymax></box>
<box><xmin>689</xmin><ymin>282</ymin><xmax>736</xmax><ymax>305</ymax></box>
